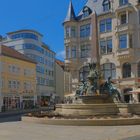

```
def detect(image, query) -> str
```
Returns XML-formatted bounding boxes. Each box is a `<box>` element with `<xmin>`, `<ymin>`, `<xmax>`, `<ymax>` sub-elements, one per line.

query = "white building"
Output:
<box><xmin>0</xmin><ymin>29</ymin><xmax>55</xmax><ymax>105</ymax></box>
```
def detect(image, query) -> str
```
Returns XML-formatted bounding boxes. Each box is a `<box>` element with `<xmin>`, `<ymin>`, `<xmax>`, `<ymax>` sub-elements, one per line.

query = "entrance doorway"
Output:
<box><xmin>138</xmin><ymin>94</ymin><xmax>140</xmax><ymax>102</ymax></box>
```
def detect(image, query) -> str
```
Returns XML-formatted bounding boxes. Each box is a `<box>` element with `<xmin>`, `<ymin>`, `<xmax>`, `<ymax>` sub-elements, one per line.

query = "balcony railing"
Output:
<box><xmin>115</xmin><ymin>23</ymin><xmax>134</xmax><ymax>33</ymax></box>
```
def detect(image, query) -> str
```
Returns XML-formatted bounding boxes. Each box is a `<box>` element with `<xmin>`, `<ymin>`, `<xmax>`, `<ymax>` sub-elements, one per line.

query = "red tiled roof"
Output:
<box><xmin>0</xmin><ymin>45</ymin><xmax>36</xmax><ymax>64</ymax></box>
<box><xmin>56</xmin><ymin>59</ymin><xmax>64</xmax><ymax>69</ymax></box>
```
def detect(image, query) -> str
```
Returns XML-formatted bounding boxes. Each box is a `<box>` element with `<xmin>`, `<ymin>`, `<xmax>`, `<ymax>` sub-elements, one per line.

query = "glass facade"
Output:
<box><xmin>23</xmin><ymin>43</ymin><xmax>44</xmax><ymax>54</ymax></box>
<box><xmin>11</xmin><ymin>33</ymin><xmax>38</xmax><ymax>40</ymax></box>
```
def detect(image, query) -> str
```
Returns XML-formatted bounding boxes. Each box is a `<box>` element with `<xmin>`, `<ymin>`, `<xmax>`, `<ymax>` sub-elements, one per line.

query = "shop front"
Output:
<box><xmin>3</xmin><ymin>96</ymin><xmax>20</xmax><ymax>111</ymax></box>
<box><xmin>22</xmin><ymin>96</ymin><xmax>35</xmax><ymax>109</ymax></box>
<box><xmin>40</xmin><ymin>96</ymin><xmax>50</xmax><ymax>107</ymax></box>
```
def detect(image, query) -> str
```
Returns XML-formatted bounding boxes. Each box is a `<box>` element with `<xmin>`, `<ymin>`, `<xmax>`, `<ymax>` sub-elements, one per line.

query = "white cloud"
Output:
<box><xmin>56</xmin><ymin>50</ymin><xmax>65</xmax><ymax>60</ymax></box>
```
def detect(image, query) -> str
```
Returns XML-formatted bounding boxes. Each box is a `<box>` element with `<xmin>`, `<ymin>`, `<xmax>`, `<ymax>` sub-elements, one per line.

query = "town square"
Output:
<box><xmin>0</xmin><ymin>0</ymin><xmax>140</xmax><ymax>140</ymax></box>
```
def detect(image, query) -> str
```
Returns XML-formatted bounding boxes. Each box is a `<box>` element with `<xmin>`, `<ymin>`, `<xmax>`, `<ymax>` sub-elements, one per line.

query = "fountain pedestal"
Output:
<box><xmin>75</xmin><ymin>95</ymin><xmax>113</xmax><ymax>104</ymax></box>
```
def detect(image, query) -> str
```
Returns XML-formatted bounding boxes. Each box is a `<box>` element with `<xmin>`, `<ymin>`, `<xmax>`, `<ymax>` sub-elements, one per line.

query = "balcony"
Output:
<box><xmin>115</xmin><ymin>23</ymin><xmax>134</xmax><ymax>33</ymax></box>
<box><xmin>64</xmin><ymin>37</ymin><xmax>77</xmax><ymax>44</ymax></box>
<box><xmin>115</xmin><ymin>3</ymin><xmax>134</xmax><ymax>13</ymax></box>
<box><xmin>117</xmin><ymin>48</ymin><xmax>133</xmax><ymax>60</ymax></box>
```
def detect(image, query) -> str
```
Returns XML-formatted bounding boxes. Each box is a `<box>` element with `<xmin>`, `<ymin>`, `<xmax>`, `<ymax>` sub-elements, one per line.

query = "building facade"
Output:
<box><xmin>64</xmin><ymin>0</ymin><xmax>140</xmax><ymax>103</ymax></box>
<box><xmin>0</xmin><ymin>45</ymin><xmax>36</xmax><ymax>111</ymax></box>
<box><xmin>0</xmin><ymin>30</ymin><xmax>55</xmax><ymax>106</ymax></box>
<box><xmin>55</xmin><ymin>60</ymin><xmax>64</xmax><ymax>102</ymax></box>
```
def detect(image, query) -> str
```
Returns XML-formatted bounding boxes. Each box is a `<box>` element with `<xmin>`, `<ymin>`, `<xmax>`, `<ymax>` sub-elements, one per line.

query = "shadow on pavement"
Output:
<box><xmin>121</xmin><ymin>135</ymin><xmax>140</xmax><ymax>140</ymax></box>
<box><xmin>0</xmin><ymin>115</ymin><xmax>22</xmax><ymax>123</ymax></box>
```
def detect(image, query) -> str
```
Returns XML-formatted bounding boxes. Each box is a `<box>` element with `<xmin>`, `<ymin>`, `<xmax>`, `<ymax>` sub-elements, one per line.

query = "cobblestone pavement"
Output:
<box><xmin>0</xmin><ymin>122</ymin><xmax>140</xmax><ymax>140</ymax></box>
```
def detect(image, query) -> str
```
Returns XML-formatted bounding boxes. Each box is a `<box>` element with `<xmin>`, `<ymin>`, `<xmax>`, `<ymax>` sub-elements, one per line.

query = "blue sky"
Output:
<box><xmin>0</xmin><ymin>0</ymin><xmax>86</xmax><ymax>60</ymax></box>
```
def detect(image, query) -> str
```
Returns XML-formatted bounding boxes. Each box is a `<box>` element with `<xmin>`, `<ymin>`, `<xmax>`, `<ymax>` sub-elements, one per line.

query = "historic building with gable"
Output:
<box><xmin>63</xmin><ymin>0</ymin><xmax>140</xmax><ymax>103</ymax></box>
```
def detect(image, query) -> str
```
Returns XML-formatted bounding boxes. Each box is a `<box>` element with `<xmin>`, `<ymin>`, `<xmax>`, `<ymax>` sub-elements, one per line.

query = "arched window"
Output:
<box><xmin>138</xmin><ymin>62</ymin><xmax>140</xmax><ymax>77</ymax></box>
<box><xmin>122</xmin><ymin>63</ymin><xmax>131</xmax><ymax>78</ymax></box>
<box><xmin>101</xmin><ymin>63</ymin><xmax>116</xmax><ymax>80</ymax></box>
<box><xmin>102</xmin><ymin>0</ymin><xmax>111</xmax><ymax>12</ymax></box>
<box><xmin>79</xmin><ymin>66</ymin><xmax>90</xmax><ymax>81</ymax></box>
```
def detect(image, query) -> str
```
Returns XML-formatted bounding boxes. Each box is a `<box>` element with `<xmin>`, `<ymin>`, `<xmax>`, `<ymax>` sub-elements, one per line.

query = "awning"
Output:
<box><xmin>129</xmin><ymin>88</ymin><xmax>140</xmax><ymax>94</ymax></box>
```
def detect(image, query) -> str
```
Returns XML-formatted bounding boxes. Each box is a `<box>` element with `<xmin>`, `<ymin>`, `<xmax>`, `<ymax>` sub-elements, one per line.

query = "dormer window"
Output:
<box><xmin>82</xmin><ymin>6</ymin><xmax>92</xmax><ymax>18</ymax></box>
<box><xmin>102</xmin><ymin>0</ymin><xmax>111</xmax><ymax>12</ymax></box>
<box><xmin>119</xmin><ymin>0</ymin><xmax>128</xmax><ymax>6</ymax></box>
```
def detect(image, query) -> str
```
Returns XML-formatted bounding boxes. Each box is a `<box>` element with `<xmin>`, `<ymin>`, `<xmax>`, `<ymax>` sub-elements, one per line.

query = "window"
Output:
<box><xmin>138</xmin><ymin>62</ymin><xmax>140</xmax><ymax>77</ymax></box>
<box><xmin>100</xmin><ymin>18</ymin><xmax>112</xmax><ymax>33</ymax></box>
<box><xmin>81</xmin><ymin>44</ymin><xmax>90</xmax><ymax>58</ymax></box>
<box><xmin>11</xmin><ymin>33</ymin><xmax>38</xmax><ymax>40</ymax></box>
<box><xmin>119</xmin><ymin>34</ymin><xmax>127</xmax><ymax>49</ymax></box>
<box><xmin>119</xmin><ymin>0</ymin><xmax>128</xmax><ymax>6</ymax></box>
<box><xmin>101</xmin><ymin>63</ymin><xmax>116</xmax><ymax>80</ymax></box>
<box><xmin>82</xmin><ymin>6</ymin><xmax>92</xmax><ymax>18</ymax></box>
<box><xmin>80</xmin><ymin>24</ymin><xmax>91</xmax><ymax>38</ymax></box>
<box><xmin>36</xmin><ymin>66</ymin><xmax>45</xmax><ymax>74</ymax></box>
<box><xmin>71</xmin><ymin>46</ymin><xmax>76</xmax><ymax>58</ymax></box>
<box><xmin>129</xmin><ymin>34</ymin><xmax>133</xmax><ymax>48</ymax></box>
<box><xmin>66</xmin><ymin>46</ymin><xmax>71</xmax><ymax>59</ymax></box>
<box><xmin>65</xmin><ymin>26</ymin><xmax>70</xmax><ymax>38</ymax></box>
<box><xmin>23</xmin><ymin>44</ymin><xmax>44</xmax><ymax>54</ymax></box>
<box><xmin>102</xmin><ymin>0</ymin><xmax>111</xmax><ymax>12</ymax></box>
<box><xmin>120</xmin><ymin>13</ymin><xmax>127</xmax><ymax>24</ymax></box>
<box><xmin>71</xmin><ymin>26</ymin><xmax>76</xmax><ymax>37</ymax></box>
<box><xmin>100</xmin><ymin>40</ymin><xmax>106</xmax><ymax>54</ymax></box>
<box><xmin>122</xmin><ymin>63</ymin><xmax>131</xmax><ymax>78</ymax></box>
<box><xmin>83</xmin><ymin>10</ymin><xmax>89</xmax><ymax>18</ymax></box>
<box><xmin>79</xmin><ymin>66</ymin><xmax>90</xmax><ymax>81</ymax></box>
<box><xmin>139</xmin><ymin>10</ymin><xmax>140</xmax><ymax>24</ymax></box>
<box><xmin>100</xmin><ymin>38</ymin><xmax>112</xmax><ymax>54</ymax></box>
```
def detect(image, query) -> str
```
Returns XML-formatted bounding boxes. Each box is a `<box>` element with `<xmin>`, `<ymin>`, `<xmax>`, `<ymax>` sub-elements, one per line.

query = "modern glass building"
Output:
<box><xmin>1</xmin><ymin>29</ymin><xmax>56</xmax><ymax>106</ymax></box>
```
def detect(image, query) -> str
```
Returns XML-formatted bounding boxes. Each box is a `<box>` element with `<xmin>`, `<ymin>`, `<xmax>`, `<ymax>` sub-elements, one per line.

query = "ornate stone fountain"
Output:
<box><xmin>22</xmin><ymin>63</ymin><xmax>140</xmax><ymax>126</ymax></box>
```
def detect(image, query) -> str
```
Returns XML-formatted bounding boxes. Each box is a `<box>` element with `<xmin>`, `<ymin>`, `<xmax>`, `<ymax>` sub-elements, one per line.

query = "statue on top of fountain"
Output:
<box><xmin>86</xmin><ymin>63</ymin><xmax>100</xmax><ymax>95</ymax></box>
<box><xmin>76</xmin><ymin>62</ymin><xmax>100</xmax><ymax>96</ymax></box>
<box><xmin>75</xmin><ymin>62</ymin><xmax>122</xmax><ymax>103</ymax></box>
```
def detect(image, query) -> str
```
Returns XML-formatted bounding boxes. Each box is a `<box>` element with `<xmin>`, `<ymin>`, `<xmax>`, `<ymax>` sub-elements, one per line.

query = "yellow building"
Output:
<box><xmin>0</xmin><ymin>45</ymin><xmax>37</xmax><ymax>111</ymax></box>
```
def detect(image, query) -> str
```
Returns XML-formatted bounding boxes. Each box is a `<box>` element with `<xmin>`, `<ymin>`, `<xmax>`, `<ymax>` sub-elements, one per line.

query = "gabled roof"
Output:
<box><xmin>0</xmin><ymin>45</ymin><xmax>36</xmax><ymax>64</ymax></box>
<box><xmin>64</xmin><ymin>0</ymin><xmax>76</xmax><ymax>23</ymax></box>
<box><xmin>78</xmin><ymin>0</ymin><xmax>103</xmax><ymax>17</ymax></box>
